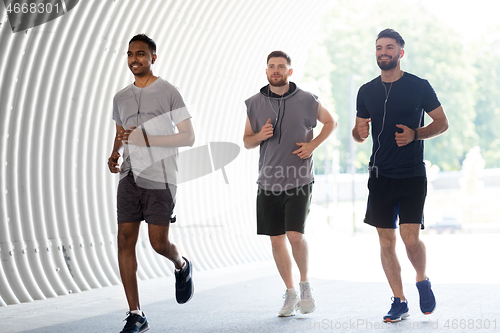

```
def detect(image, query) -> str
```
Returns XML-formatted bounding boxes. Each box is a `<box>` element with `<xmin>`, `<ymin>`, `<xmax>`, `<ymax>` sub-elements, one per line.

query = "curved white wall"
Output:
<box><xmin>0</xmin><ymin>0</ymin><xmax>327</xmax><ymax>306</ymax></box>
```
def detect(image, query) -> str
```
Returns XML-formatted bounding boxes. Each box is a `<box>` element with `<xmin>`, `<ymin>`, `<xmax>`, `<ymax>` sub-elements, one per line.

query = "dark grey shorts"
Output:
<box><xmin>117</xmin><ymin>172</ymin><xmax>175</xmax><ymax>226</ymax></box>
<box><xmin>256</xmin><ymin>182</ymin><xmax>313</xmax><ymax>236</ymax></box>
<box><xmin>365</xmin><ymin>174</ymin><xmax>427</xmax><ymax>229</ymax></box>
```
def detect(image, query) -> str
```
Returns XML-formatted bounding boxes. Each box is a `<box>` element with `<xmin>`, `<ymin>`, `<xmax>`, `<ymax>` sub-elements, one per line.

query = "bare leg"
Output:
<box><xmin>270</xmin><ymin>235</ymin><xmax>294</xmax><ymax>289</ymax></box>
<box><xmin>400</xmin><ymin>224</ymin><xmax>427</xmax><ymax>282</ymax></box>
<box><xmin>286</xmin><ymin>231</ymin><xmax>309</xmax><ymax>282</ymax></box>
<box><xmin>118</xmin><ymin>222</ymin><xmax>141</xmax><ymax>311</ymax></box>
<box><xmin>377</xmin><ymin>228</ymin><xmax>405</xmax><ymax>300</ymax></box>
<box><xmin>148</xmin><ymin>223</ymin><xmax>184</xmax><ymax>269</ymax></box>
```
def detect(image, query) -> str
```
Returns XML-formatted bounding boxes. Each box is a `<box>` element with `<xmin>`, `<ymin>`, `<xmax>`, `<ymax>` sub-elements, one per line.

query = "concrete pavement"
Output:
<box><xmin>2</xmin><ymin>232</ymin><xmax>500</xmax><ymax>332</ymax></box>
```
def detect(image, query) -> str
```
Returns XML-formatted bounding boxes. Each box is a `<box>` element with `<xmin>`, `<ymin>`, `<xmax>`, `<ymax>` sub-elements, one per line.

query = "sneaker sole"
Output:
<box><xmin>278</xmin><ymin>304</ymin><xmax>299</xmax><ymax>317</ymax></box>
<box><xmin>300</xmin><ymin>304</ymin><xmax>316</xmax><ymax>314</ymax></box>
<box><xmin>384</xmin><ymin>312</ymin><xmax>410</xmax><ymax>323</ymax></box>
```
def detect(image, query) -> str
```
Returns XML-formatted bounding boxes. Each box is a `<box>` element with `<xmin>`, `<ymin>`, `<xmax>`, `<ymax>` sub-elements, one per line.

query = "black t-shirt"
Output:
<box><xmin>356</xmin><ymin>72</ymin><xmax>441</xmax><ymax>178</ymax></box>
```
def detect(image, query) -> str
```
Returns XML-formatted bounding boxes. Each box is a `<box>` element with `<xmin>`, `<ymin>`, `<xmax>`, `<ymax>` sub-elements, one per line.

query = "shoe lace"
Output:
<box><xmin>283</xmin><ymin>291</ymin><xmax>297</xmax><ymax>307</ymax></box>
<box><xmin>388</xmin><ymin>297</ymin><xmax>398</xmax><ymax>312</ymax></box>
<box><xmin>300</xmin><ymin>283</ymin><xmax>312</xmax><ymax>299</ymax></box>
<box><xmin>388</xmin><ymin>297</ymin><xmax>406</xmax><ymax>313</ymax></box>
<box><xmin>122</xmin><ymin>312</ymin><xmax>139</xmax><ymax>329</ymax></box>
<box><xmin>175</xmin><ymin>267</ymin><xmax>185</xmax><ymax>286</ymax></box>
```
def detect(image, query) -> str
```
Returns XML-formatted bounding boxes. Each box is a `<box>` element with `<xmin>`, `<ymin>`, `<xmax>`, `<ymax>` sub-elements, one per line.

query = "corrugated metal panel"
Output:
<box><xmin>0</xmin><ymin>0</ymin><xmax>327</xmax><ymax>306</ymax></box>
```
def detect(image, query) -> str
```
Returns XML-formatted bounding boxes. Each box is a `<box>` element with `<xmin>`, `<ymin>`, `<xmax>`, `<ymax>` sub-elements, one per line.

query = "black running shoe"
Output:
<box><xmin>175</xmin><ymin>257</ymin><xmax>194</xmax><ymax>304</ymax></box>
<box><xmin>120</xmin><ymin>312</ymin><xmax>149</xmax><ymax>333</ymax></box>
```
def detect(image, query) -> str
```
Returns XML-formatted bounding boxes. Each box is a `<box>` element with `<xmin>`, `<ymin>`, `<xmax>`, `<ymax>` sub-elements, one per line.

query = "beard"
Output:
<box><xmin>377</xmin><ymin>54</ymin><xmax>399</xmax><ymax>70</ymax></box>
<box><xmin>267</xmin><ymin>74</ymin><xmax>287</xmax><ymax>87</ymax></box>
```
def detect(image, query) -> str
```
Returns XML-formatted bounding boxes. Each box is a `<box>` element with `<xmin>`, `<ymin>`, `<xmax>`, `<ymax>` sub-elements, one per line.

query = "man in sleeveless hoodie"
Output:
<box><xmin>244</xmin><ymin>50</ymin><xmax>337</xmax><ymax>317</ymax></box>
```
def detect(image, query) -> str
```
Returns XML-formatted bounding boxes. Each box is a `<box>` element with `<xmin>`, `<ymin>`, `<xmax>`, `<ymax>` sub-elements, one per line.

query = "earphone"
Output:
<box><xmin>259</xmin><ymin>86</ymin><xmax>285</xmax><ymax>177</ymax></box>
<box><xmin>371</xmin><ymin>65</ymin><xmax>399</xmax><ymax>170</ymax></box>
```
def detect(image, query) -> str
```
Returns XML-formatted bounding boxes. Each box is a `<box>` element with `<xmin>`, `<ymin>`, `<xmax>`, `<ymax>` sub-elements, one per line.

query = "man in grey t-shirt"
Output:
<box><xmin>243</xmin><ymin>51</ymin><xmax>337</xmax><ymax>317</ymax></box>
<box><xmin>108</xmin><ymin>34</ymin><xmax>195</xmax><ymax>333</ymax></box>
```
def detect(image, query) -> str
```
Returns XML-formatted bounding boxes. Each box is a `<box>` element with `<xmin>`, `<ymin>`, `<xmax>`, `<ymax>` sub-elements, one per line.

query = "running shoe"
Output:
<box><xmin>278</xmin><ymin>290</ymin><xmax>300</xmax><ymax>317</ymax></box>
<box><xmin>299</xmin><ymin>281</ymin><xmax>316</xmax><ymax>314</ymax></box>
<box><xmin>175</xmin><ymin>256</ymin><xmax>194</xmax><ymax>304</ymax></box>
<box><xmin>383</xmin><ymin>297</ymin><xmax>409</xmax><ymax>322</ymax></box>
<box><xmin>416</xmin><ymin>278</ymin><xmax>436</xmax><ymax>314</ymax></box>
<box><xmin>120</xmin><ymin>311</ymin><xmax>149</xmax><ymax>333</ymax></box>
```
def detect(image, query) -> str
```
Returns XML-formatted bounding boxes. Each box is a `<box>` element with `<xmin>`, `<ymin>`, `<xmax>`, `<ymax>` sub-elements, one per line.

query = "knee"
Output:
<box><xmin>150</xmin><ymin>239</ymin><xmax>171</xmax><ymax>256</ymax></box>
<box><xmin>402</xmin><ymin>234</ymin><xmax>420</xmax><ymax>248</ymax></box>
<box><xmin>379</xmin><ymin>234</ymin><xmax>397</xmax><ymax>251</ymax></box>
<box><xmin>286</xmin><ymin>231</ymin><xmax>304</xmax><ymax>247</ymax></box>
<box><xmin>270</xmin><ymin>234</ymin><xmax>286</xmax><ymax>248</ymax></box>
<box><xmin>117</xmin><ymin>232</ymin><xmax>136</xmax><ymax>252</ymax></box>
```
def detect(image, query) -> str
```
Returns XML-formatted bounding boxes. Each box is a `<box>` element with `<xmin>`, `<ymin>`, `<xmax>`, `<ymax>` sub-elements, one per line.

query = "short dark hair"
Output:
<box><xmin>267</xmin><ymin>50</ymin><xmax>291</xmax><ymax>65</ymax></box>
<box><xmin>376</xmin><ymin>29</ymin><xmax>405</xmax><ymax>48</ymax></box>
<box><xmin>129</xmin><ymin>34</ymin><xmax>157</xmax><ymax>54</ymax></box>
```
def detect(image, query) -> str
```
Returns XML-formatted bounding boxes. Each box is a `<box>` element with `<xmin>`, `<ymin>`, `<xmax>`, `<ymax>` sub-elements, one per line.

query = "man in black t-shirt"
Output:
<box><xmin>352</xmin><ymin>29</ymin><xmax>449</xmax><ymax>323</ymax></box>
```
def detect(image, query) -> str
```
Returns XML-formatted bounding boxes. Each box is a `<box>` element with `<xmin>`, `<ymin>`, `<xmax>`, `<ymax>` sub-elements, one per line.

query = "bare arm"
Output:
<box><xmin>292</xmin><ymin>102</ymin><xmax>337</xmax><ymax>159</ymax></box>
<box><xmin>147</xmin><ymin>118</ymin><xmax>195</xmax><ymax>147</ymax></box>
<box><xmin>243</xmin><ymin>116</ymin><xmax>273</xmax><ymax>150</ymax></box>
<box><xmin>416</xmin><ymin>106</ymin><xmax>449</xmax><ymax>140</ymax></box>
<box><xmin>352</xmin><ymin>116</ymin><xmax>371</xmax><ymax>143</ymax></box>
<box><xmin>108</xmin><ymin>124</ymin><xmax>124</xmax><ymax>173</ymax></box>
<box><xmin>395</xmin><ymin>105</ymin><xmax>449</xmax><ymax>147</ymax></box>
<box><xmin>123</xmin><ymin>118</ymin><xmax>195</xmax><ymax>148</ymax></box>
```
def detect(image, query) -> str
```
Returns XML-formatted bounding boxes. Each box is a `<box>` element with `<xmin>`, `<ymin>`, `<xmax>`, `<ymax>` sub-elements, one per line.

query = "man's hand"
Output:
<box><xmin>120</xmin><ymin>126</ymin><xmax>148</xmax><ymax>147</ymax></box>
<box><xmin>395</xmin><ymin>124</ymin><xmax>415</xmax><ymax>147</ymax></box>
<box><xmin>292</xmin><ymin>141</ymin><xmax>317</xmax><ymax>159</ymax></box>
<box><xmin>357</xmin><ymin>118</ymin><xmax>371</xmax><ymax>140</ymax></box>
<box><xmin>108</xmin><ymin>151</ymin><xmax>121</xmax><ymax>173</ymax></box>
<box><xmin>259</xmin><ymin>118</ymin><xmax>274</xmax><ymax>142</ymax></box>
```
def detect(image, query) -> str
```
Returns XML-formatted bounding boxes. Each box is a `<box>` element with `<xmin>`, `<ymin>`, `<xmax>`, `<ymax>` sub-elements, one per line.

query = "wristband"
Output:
<box><xmin>414</xmin><ymin>129</ymin><xmax>418</xmax><ymax>142</ymax></box>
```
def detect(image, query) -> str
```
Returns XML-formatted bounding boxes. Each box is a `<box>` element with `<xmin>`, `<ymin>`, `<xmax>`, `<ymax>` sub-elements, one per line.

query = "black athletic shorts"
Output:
<box><xmin>117</xmin><ymin>172</ymin><xmax>175</xmax><ymax>226</ymax></box>
<box><xmin>256</xmin><ymin>182</ymin><xmax>313</xmax><ymax>236</ymax></box>
<box><xmin>364</xmin><ymin>174</ymin><xmax>426</xmax><ymax>229</ymax></box>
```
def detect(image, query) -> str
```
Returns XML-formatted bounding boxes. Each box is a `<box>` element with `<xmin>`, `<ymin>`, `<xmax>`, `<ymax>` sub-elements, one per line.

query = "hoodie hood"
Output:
<box><xmin>260</xmin><ymin>82</ymin><xmax>299</xmax><ymax>100</ymax></box>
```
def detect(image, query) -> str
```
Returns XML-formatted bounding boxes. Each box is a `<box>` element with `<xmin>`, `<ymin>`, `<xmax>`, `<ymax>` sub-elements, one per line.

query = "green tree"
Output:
<box><xmin>305</xmin><ymin>0</ymin><xmax>480</xmax><ymax>173</ymax></box>
<box><xmin>473</xmin><ymin>24</ymin><xmax>500</xmax><ymax>168</ymax></box>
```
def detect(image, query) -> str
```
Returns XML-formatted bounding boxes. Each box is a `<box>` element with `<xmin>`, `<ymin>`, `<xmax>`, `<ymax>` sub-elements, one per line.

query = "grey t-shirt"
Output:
<box><xmin>245</xmin><ymin>83</ymin><xmax>319</xmax><ymax>191</ymax></box>
<box><xmin>113</xmin><ymin>77</ymin><xmax>191</xmax><ymax>186</ymax></box>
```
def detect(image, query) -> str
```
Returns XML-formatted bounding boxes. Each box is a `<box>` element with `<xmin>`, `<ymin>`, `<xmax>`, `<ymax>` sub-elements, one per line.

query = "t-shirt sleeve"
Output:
<box><xmin>169</xmin><ymin>87</ymin><xmax>191</xmax><ymax>125</ymax></box>
<box><xmin>422</xmin><ymin>80</ymin><xmax>441</xmax><ymax>113</ymax></box>
<box><xmin>112</xmin><ymin>94</ymin><xmax>123</xmax><ymax>127</ymax></box>
<box><xmin>356</xmin><ymin>85</ymin><xmax>370</xmax><ymax>118</ymax></box>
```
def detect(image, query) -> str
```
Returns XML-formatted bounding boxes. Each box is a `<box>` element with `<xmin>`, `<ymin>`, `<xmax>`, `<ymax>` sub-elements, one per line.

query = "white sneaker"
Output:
<box><xmin>299</xmin><ymin>281</ymin><xmax>316</xmax><ymax>314</ymax></box>
<box><xmin>278</xmin><ymin>290</ymin><xmax>300</xmax><ymax>317</ymax></box>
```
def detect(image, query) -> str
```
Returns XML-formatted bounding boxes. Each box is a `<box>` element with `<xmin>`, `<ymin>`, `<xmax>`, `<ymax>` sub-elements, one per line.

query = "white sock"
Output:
<box><xmin>287</xmin><ymin>287</ymin><xmax>297</xmax><ymax>295</ymax></box>
<box><xmin>130</xmin><ymin>309</ymin><xmax>143</xmax><ymax>316</ymax></box>
<box><xmin>175</xmin><ymin>259</ymin><xmax>187</xmax><ymax>272</ymax></box>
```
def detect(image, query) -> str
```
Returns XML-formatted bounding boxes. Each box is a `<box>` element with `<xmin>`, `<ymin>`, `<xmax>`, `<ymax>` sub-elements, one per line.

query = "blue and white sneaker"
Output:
<box><xmin>175</xmin><ymin>256</ymin><xmax>194</xmax><ymax>304</ymax></box>
<box><xmin>120</xmin><ymin>311</ymin><xmax>149</xmax><ymax>333</ymax></box>
<box><xmin>383</xmin><ymin>297</ymin><xmax>409</xmax><ymax>322</ymax></box>
<box><xmin>416</xmin><ymin>278</ymin><xmax>436</xmax><ymax>314</ymax></box>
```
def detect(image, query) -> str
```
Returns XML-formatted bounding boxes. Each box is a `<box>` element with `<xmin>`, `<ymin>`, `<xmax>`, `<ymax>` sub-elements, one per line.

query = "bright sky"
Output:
<box><xmin>409</xmin><ymin>0</ymin><xmax>500</xmax><ymax>39</ymax></box>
